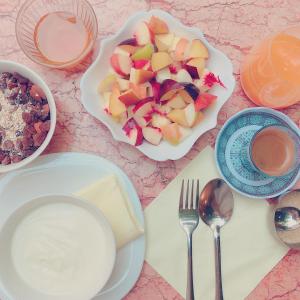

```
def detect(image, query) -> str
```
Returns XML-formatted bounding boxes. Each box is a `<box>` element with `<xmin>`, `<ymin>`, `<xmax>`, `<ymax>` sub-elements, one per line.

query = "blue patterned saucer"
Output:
<box><xmin>215</xmin><ymin>108</ymin><xmax>300</xmax><ymax>198</ymax></box>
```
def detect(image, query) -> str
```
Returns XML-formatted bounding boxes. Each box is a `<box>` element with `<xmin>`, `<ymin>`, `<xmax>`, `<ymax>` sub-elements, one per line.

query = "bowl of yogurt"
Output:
<box><xmin>0</xmin><ymin>194</ymin><xmax>116</xmax><ymax>300</ymax></box>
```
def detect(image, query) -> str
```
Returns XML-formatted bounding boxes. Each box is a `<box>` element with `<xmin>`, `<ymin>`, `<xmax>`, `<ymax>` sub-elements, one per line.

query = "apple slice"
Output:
<box><xmin>151</xmin><ymin>52</ymin><xmax>173</xmax><ymax>72</ymax></box>
<box><xmin>185</xmin><ymin>57</ymin><xmax>205</xmax><ymax>79</ymax></box>
<box><xmin>133</xmin><ymin>59</ymin><xmax>149</xmax><ymax>69</ymax></box>
<box><xmin>98</xmin><ymin>74</ymin><xmax>117</xmax><ymax>93</ymax></box>
<box><xmin>129</xmin><ymin>82</ymin><xmax>147</xmax><ymax>99</ymax></box>
<box><xmin>150</xmin><ymin>81</ymin><xmax>161</xmax><ymax>102</ymax></box>
<box><xmin>169</xmin><ymin>61</ymin><xmax>182</xmax><ymax>74</ymax></box>
<box><xmin>155</xmin><ymin>33</ymin><xmax>174</xmax><ymax>51</ymax></box>
<box><xmin>131</xmin><ymin>44</ymin><xmax>154</xmax><ymax>61</ymax></box>
<box><xmin>109</xmin><ymin>86</ymin><xmax>126</xmax><ymax>117</ymax></box>
<box><xmin>148</xmin><ymin>16</ymin><xmax>169</xmax><ymax>34</ymax></box>
<box><xmin>118</xmin><ymin>38</ymin><xmax>137</xmax><ymax>46</ymax></box>
<box><xmin>195</xmin><ymin>93</ymin><xmax>217</xmax><ymax>111</ymax></box>
<box><xmin>118</xmin><ymin>89</ymin><xmax>140</xmax><ymax>106</ymax></box>
<box><xmin>187</xmin><ymin>39</ymin><xmax>209</xmax><ymax>59</ymax></box>
<box><xmin>134</xmin><ymin>115</ymin><xmax>152</xmax><ymax>127</ymax></box>
<box><xmin>167</xmin><ymin>109</ymin><xmax>188</xmax><ymax>127</ymax></box>
<box><xmin>167</xmin><ymin>93</ymin><xmax>187</xmax><ymax>109</ymax></box>
<box><xmin>174</xmin><ymin>38</ymin><xmax>190</xmax><ymax>61</ymax></box>
<box><xmin>135</xmin><ymin>22</ymin><xmax>154</xmax><ymax>45</ymax></box>
<box><xmin>114</xmin><ymin>46</ymin><xmax>131</xmax><ymax>57</ymax></box>
<box><xmin>130</xmin><ymin>68</ymin><xmax>155</xmax><ymax>84</ymax></box>
<box><xmin>160</xmin><ymin>79</ymin><xmax>183</xmax><ymax>101</ymax></box>
<box><xmin>116</xmin><ymin>78</ymin><xmax>130</xmax><ymax>91</ymax></box>
<box><xmin>156</xmin><ymin>67</ymin><xmax>172</xmax><ymax>83</ymax></box>
<box><xmin>142</xmin><ymin>126</ymin><xmax>163</xmax><ymax>145</ymax></box>
<box><xmin>132</xmin><ymin>97</ymin><xmax>154</xmax><ymax>117</ymax></box>
<box><xmin>110</xmin><ymin>53</ymin><xmax>132</xmax><ymax>76</ymax></box>
<box><xmin>161</xmin><ymin>123</ymin><xmax>181</xmax><ymax>145</ymax></box>
<box><xmin>123</xmin><ymin>118</ymin><xmax>143</xmax><ymax>146</ymax></box>
<box><xmin>176</xmin><ymin>69</ymin><xmax>193</xmax><ymax>83</ymax></box>
<box><xmin>151</xmin><ymin>113</ymin><xmax>171</xmax><ymax>128</ymax></box>
<box><xmin>184</xmin><ymin>103</ymin><xmax>197</xmax><ymax>127</ymax></box>
<box><xmin>102</xmin><ymin>91</ymin><xmax>111</xmax><ymax>114</ymax></box>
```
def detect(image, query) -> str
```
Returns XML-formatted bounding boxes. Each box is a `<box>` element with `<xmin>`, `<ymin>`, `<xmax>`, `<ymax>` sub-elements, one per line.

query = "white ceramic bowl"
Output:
<box><xmin>0</xmin><ymin>194</ymin><xmax>116</xmax><ymax>300</ymax></box>
<box><xmin>0</xmin><ymin>60</ymin><xmax>56</xmax><ymax>172</ymax></box>
<box><xmin>80</xmin><ymin>9</ymin><xmax>235</xmax><ymax>161</ymax></box>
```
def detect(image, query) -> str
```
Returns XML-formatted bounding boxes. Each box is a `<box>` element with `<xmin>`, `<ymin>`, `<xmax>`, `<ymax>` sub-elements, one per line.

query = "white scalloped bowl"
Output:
<box><xmin>80</xmin><ymin>9</ymin><xmax>235</xmax><ymax>161</ymax></box>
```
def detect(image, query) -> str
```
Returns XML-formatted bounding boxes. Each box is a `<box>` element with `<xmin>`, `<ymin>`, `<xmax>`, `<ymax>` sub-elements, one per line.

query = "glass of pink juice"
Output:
<box><xmin>16</xmin><ymin>0</ymin><xmax>98</xmax><ymax>69</ymax></box>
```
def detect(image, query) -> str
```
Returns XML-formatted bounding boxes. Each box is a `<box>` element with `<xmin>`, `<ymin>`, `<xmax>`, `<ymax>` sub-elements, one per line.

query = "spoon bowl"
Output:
<box><xmin>275</xmin><ymin>206</ymin><xmax>300</xmax><ymax>231</ymax></box>
<box><xmin>199</xmin><ymin>178</ymin><xmax>234</xmax><ymax>300</ymax></box>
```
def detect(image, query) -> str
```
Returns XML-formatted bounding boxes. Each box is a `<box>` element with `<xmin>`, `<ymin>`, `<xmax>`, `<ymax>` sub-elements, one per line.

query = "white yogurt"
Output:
<box><xmin>11</xmin><ymin>202</ymin><xmax>109</xmax><ymax>297</ymax></box>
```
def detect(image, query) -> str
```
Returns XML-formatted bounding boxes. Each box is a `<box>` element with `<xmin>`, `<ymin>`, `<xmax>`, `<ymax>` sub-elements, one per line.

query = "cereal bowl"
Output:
<box><xmin>80</xmin><ymin>9</ymin><xmax>235</xmax><ymax>161</ymax></box>
<box><xmin>0</xmin><ymin>60</ymin><xmax>56</xmax><ymax>172</ymax></box>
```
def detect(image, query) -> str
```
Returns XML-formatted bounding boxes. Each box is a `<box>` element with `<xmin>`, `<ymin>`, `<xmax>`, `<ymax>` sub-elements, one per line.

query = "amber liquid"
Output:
<box><xmin>251</xmin><ymin>127</ymin><xmax>296</xmax><ymax>176</ymax></box>
<box><xmin>241</xmin><ymin>26</ymin><xmax>300</xmax><ymax>108</ymax></box>
<box><xmin>34</xmin><ymin>11</ymin><xmax>91</xmax><ymax>64</ymax></box>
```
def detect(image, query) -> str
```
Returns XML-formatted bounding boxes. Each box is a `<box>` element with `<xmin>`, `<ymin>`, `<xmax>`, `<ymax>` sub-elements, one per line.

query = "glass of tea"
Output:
<box><xmin>16</xmin><ymin>0</ymin><xmax>98</xmax><ymax>69</ymax></box>
<box><xmin>240</xmin><ymin>26</ymin><xmax>300</xmax><ymax>109</ymax></box>
<box><xmin>242</xmin><ymin>125</ymin><xmax>300</xmax><ymax>177</ymax></box>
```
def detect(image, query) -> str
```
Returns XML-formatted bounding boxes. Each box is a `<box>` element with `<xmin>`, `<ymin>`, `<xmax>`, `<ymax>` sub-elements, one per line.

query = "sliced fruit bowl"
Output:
<box><xmin>80</xmin><ymin>9</ymin><xmax>235</xmax><ymax>161</ymax></box>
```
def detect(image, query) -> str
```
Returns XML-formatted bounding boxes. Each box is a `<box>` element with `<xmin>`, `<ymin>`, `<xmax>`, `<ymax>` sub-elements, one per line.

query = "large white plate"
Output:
<box><xmin>0</xmin><ymin>153</ymin><xmax>145</xmax><ymax>300</ymax></box>
<box><xmin>80</xmin><ymin>9</ymin><xmax>235</xmax><ymax>161</ymax></box>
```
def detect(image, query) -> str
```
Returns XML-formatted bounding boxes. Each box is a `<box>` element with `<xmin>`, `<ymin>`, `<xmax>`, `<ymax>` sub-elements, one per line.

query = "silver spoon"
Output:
<box><xmin>199</xmin><ymin>179</ymin><xmax>234</xmax><ymax>300</ymax></box>
<box><xmin>275</xmin><ymin>206</ymin><xmax>300</xmax><ymax>231</ymax></box>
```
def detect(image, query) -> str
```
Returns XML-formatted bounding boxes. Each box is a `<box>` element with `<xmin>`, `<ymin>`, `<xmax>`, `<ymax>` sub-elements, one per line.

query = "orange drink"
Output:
<box><xmin>241</xmin><ymin>26</ymin><xmax>300</xmax><ymax>109</ymax></box>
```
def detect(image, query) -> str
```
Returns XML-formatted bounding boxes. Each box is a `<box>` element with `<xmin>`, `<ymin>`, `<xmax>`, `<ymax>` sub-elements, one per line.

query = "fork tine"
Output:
<box><xmin>191</xmin><ymin>179</ymin><xmax>194</xmax><ymax>209</ymax></box>
<box><xmin>179</xmin><ymin>180</ymin><xmax>184</xmax><ymax>209</ymax></box>
<box><xmin>196</xmin><ymin>179</ymin><xmax>200</xmax><ymax>209</ymax></box>
<box><xmin>185</xmin><ymin>179</ymin><xmax>190</xmax><ymax>209</ymax></box>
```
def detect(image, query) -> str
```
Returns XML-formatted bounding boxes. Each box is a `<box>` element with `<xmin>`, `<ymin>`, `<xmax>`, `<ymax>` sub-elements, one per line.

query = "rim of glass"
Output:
<box><xmin>15</xmin><ymin>0</ymin><xmax>98</xmax><ymax>69</ymax></box>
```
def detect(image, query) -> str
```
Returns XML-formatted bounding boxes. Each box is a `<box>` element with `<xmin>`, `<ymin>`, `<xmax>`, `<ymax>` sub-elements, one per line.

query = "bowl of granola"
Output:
<box><xmin>0</xmin><ymin>60</ymin><xmax>56</xmax><ymax>172</ymax></box>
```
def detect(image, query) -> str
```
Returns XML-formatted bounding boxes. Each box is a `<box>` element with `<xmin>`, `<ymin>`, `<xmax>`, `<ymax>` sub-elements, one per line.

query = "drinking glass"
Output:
<box><xmin>240</xmin><ymin>26</ymin><xmax>300</xmax><ymax>109</ymax></box>
<box><xmin>16</xmin><ymin>0</ymin><xmax>98</xmax><ymax>69</ymax></box>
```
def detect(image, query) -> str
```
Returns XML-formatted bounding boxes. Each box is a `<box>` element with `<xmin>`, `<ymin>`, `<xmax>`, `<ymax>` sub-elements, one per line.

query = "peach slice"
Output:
<box><xmin>142</xmin><ymin>126</ymin><xmax>163</xmax><ymax>145</ymax></box>
<box><xmin>151</xmin><ymin>52</ymin><xmax>173</xmax><ymax>72</ymax></box>
<box><xmin>167</xmin><ymin>103</ymin><xmax>196</xmax><ymax>127</ymax></box>
<box><xmin>176</xmin><ymin>69</ymin><xmax>193</xmax><ymax>83</ymax></box>
<box><xmin>123</xmin><ymin>118</ymin><xmax>143</xmax><ymax>146</ymax></box>
<box><xmin>188</xmin><ymin>39</ymin><xmax>209</xmax><ymax>59</ymax></box>
<box><xmin>135</xmin><ymin>22</ymin><xmax>154</xmax><ymax>46</ymax></box>
<box><xmin>155</xmin><ymin>33</ymin><xmax>174</xmax><ymax>51</ymax></box>
<box><xmin>118</xmin><ymin>44</ymin><xmax>140</xmax><ymax>55</ymax></box>
<box><xmin>110</xmin><ymin>53</ymin><xmax>132</xmax><ymax>76</ymax></box>
<box><xmin>174</xmin><ymin>38</ymin><xmax>190</xmax><ymax>61</ymax></box>
<box><xmin>134</xmin><ymin>115</ymin><xmax>152</xmax><ymax>127</ymax></box>
<box><xmin>156</xmin><ymin>67</ymin><xmax>172</xmax><ymax>83</ymax></box>
<box><xmin>185</xmin><ymin>57</ymin><xmax>206</xmax><ymax>78</ymax></box>
<box><xmin>160</xmin><ymin>79</ymin><xmax>183</xmax><ymax>101</ymax></box>
<box><xmin>148</xmin><ymin>16</ymin><xmax>169</xmax><ymax>34</ymax></box>
<box><xmin>167</xmin><ymin>93</ymin><xmax>187</xmax><ymax>109</ymax></box>
<box><xmin>151</xmin><ymin>113</ymin><xmax>171</xmax><ymax>128</ymax></box>
<box><xmin>192</xmin><ymin>111</ymin><xmax>205</xmax><ymax>127</ymax></box>
<box><xmin>132</xmin><ymin>98</ymin><xmax>155</xmax><ymax>117</ymax></box>
<box><xmin>116</xmin><ymin>78</ymin><xmax>130</xmax><ymax>91</ymax></box>
<box><xmin>194</xmin><ymin>93</ymin><xmax>217</xmax><ymax>111</ymax></box>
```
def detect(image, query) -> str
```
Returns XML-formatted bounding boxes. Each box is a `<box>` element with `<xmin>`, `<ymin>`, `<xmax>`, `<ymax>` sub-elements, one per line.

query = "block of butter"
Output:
<box><xmin>75</xmin><ymin>174</ymin><xmax>144</xmax><ymax>249</ymax></box>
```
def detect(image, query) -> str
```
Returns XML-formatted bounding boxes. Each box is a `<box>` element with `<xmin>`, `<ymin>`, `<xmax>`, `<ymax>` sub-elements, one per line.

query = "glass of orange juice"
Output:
<box><xmin>241</xmin><ymin>26</ymin><xmax>300</xmax><ymax>109</ymax></box>
<box><xmin>16</xmin><ymin>0</ymin><xmax>98</xmax><ymax>69</ymax></box>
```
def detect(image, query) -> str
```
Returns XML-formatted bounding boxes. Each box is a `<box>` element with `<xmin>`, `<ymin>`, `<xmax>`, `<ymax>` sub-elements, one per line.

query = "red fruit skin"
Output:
<box><xmin>169</xmin><ymin>65</ymin><xmax>178</xmax><ymax>74</ymax></box>
<box><xmin>150</xmin><ymin>81</ymin><xmax>161</xmax><ymax>103</ymax></box>
<box><xmin>118</xmin><ymin>38</ymin><xmax>137</xmax><ymax>46</ymax></box>
<box><xmin>132</xmin><ymin>97</ymin><xmax>154</xmax><ymax>113</ymax></box>
<box><xmin>195</xmin><ymin>93</ymin><xmax>217</xmax><ymax>111</ymax></box>
<box><xmin>122</xmin><ymin>118</ymin><xmax>138</xmax><ymax>135</ymax></box>
<box><xmin>185</xmin><ymin>65</ymin><xmax>199</xmax><ymax>79</ymax></box>
<box><xmin>133</xmin><ymin>60</ymin><xmax>149</xmax><ymax>69</ymax></box>
<box><xmin>134</xmin><ymin>127</ymin><xmax>144</xmax><ymax>146</ymax></box>
<box><xmin>30</xmin><ymin>85</ymin><xmax>46</xmax><ymax>101</ymax></box>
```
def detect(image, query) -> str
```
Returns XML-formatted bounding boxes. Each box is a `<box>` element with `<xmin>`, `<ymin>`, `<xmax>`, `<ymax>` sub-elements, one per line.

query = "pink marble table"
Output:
<box><xmin>1</xmin><ymin>0</ymin><xmax>300</xmax><ymax>299</ymax></box>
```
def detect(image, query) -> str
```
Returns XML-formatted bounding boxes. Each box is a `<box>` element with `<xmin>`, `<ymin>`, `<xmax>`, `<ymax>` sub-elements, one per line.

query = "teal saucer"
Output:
<box><xmin>215</xmin><ymin>107</ymin><xmax>300</xmax><ymax>198</ymax></box>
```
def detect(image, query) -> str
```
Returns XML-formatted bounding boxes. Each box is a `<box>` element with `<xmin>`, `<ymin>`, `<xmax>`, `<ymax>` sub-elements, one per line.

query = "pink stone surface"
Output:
<box><xmin>0</xmin><ymin>0</ymin><xmax>300</xmax><ymax>299</ymax></box>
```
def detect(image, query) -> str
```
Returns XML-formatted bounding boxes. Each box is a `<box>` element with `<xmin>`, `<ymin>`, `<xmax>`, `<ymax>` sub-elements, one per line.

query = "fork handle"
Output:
<box><xmin>186</xmin><ymin>233</ymin><xmax>194</xmax><ymax>300</ymax></box>
<box><xmin>214</xmin><ymin>226</ymin><xmax>223</xmax><ymax>300</ymax></box>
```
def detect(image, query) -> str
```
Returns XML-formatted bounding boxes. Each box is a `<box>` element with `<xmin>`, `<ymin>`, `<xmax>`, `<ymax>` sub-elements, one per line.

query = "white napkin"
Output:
<box><xmin>145</xmin><ymin>146</ymin><xmax>288</xmax><ymax>300</ymax></box>
<box><xmin>75</xmin><ymin>174</ymin><xmax>144</xmax><ymax>249</ymax></box>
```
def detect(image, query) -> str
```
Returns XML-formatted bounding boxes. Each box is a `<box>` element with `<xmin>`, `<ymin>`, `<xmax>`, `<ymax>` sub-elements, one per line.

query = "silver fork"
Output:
<box><xmin>179</xmin><ymin>179</ymin><xmax>200</xmax><ymax>300</ymax></box>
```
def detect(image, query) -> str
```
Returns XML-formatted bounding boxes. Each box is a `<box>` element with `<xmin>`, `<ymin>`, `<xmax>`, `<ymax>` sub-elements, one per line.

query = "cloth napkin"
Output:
<box><xmin>75</xmin><ymin>174</ymin><xmax>144</xmax><ymax>249</ymax></box>
<box><xmin>145</xmin><ymin>146</ymin><xmax>288</xmax><ymax>300</ymax></box>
